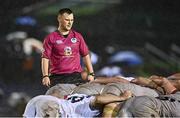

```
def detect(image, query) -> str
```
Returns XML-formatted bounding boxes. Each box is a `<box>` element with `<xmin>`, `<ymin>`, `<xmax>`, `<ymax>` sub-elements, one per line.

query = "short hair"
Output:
<box><xmin>58</xmin><ymin>8</ymin><xmax>73</xmax><ymax>15</ymax></box>
<box><xmin>46</xmin><ymin>85</ymin><xmax>61</xmax><ymax>95</ymax></box>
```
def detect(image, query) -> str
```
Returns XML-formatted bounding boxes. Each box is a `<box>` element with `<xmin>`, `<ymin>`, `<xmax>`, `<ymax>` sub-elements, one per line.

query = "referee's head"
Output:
<box><xmin>57</xmin><ymin>8</ymin><xmax>74</xmax><ymax>32</ymax></box>
<box><xmin>58</xmin><ymin>8</ymin><xmax>73</xmax><ymax>15</ymax></box>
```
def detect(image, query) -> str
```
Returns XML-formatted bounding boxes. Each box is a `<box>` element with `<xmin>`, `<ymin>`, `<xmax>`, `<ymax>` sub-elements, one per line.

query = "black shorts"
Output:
<box><xmin>49</xmin><ymin>72</ymin><xmax>87</xmax><ymax>86</ymax></box>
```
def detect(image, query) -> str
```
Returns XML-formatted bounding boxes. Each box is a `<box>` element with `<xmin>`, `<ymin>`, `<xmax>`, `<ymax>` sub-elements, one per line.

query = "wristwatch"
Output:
<box><xmin>42</xmin><ymin>75</ymin><xmax>49</xmax><ymax>78</ymax></box>
<box><xmin>88</xmin><ymin>72</ymin><xmax>95</xmax><ymax>76</ymax></box>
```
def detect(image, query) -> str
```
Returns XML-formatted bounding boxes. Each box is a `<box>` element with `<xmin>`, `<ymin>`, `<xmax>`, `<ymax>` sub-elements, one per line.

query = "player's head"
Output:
<box><xmin>37</xmin><ymin>100</ymin><xmax>61</xmax><ymax>118</ymax></box>
<box><xmin>46</xmin><ymin>85</ymin><xmax>65</xmax><ymax>99</ymax></box>
<box><xmin>57</xmin><ymin>8</ymin><xmax>74</xmax><ymax>31</ymax></box>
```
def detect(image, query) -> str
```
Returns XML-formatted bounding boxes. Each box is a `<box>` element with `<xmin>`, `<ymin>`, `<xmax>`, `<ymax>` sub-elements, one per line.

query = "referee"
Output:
<box><xmin>41</xmin><ymin>8</ymin><xmax>95</xmax><ymax>87</ymax></box>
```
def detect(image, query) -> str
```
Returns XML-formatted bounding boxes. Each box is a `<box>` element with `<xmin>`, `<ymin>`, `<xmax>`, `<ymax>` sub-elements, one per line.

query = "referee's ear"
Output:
<box><xmin>57</xmin><ymin>15</ymin><xmax>61</xmax><ymax>22</ymax></box>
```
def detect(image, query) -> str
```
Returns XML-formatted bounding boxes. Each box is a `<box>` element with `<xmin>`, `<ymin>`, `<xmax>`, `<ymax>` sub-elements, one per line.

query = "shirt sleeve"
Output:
<box><xmin>41</xmin><ymin>35</ymin><xmax>52</xmax><ymax>59</ymax></box>
<box><xmin>79</xmin><ymin>34</ymin><xmax>89</xmax><ymax>57</ymax></box>
<box><xmin>23</xmin><ymin>99</ymin><xmax>36</xmax><ymax>117</ymax></box>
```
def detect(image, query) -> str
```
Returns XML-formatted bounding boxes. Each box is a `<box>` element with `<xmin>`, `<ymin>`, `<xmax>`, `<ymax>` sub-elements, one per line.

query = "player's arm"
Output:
<box><xmin>90</xmin><ymin>91</ymin><xmax>132</xmax><ymax>117</ymax></box>
<box><xmin>90</xmin><ymin>76</ymin><xmax>129</xmax><ymax>84</ymax></box>
<box><xmin>92</xmin><ymin>91</ymin><xmax>132</xmax><ymax>105</ymax></box>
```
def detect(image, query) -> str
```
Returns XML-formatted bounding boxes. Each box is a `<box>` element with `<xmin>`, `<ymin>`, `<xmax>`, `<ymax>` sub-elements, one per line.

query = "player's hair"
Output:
<box><xmin>46</xmin><ymin>85</ymin><xmax>61</xmax><ymax>95</ymax></box>
<box><xmin>58</xmin><ymin>8</ymin><xmax>73</xmax><ymax>15</ymax></box>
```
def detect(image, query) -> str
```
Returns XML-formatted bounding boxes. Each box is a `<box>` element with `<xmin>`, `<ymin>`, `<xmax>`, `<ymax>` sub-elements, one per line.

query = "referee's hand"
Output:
<box><xmin>87</xmin><ymin>75</ymin><xmax>95</xmax><ymax>81</ymax></box>
<box><xmin>42</xmin><ymin>77</ymin><xmax>51</xmax><ymax>87</ymax></box>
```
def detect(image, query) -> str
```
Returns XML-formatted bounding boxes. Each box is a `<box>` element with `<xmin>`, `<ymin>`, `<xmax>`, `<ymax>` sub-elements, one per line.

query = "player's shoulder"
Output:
<box><xmin>33</xmin><ymin>95</ymin><xmax>59</xmax><ymax>100</ymax></box>
<box><xmin>68</xmin><ymin>93</ymin><xmax>88</xmax><ymax>97</ymax></box>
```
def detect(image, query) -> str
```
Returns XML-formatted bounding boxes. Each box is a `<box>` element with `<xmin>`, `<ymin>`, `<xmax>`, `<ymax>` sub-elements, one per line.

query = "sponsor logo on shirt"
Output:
<box><xmin>64</xmin><ymin>46</ymin><xmax>72</xmax><ymax>56</ymax></box>
<box><xmin>71</xmin><ymin>38</ymin><xmax>77</xmax><ymax>43</ymax></box>
<box><xmin>56</xmin><ymin>40</ymin><xmax>63</xmax><ymax>44</ymax></box>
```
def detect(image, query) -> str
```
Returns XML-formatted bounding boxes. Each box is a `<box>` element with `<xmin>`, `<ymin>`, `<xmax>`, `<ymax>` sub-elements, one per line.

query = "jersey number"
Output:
<box><xmin>67</xmin><ymin>96</ymin><xmax>84</xmax><ymax>103</ymax></box>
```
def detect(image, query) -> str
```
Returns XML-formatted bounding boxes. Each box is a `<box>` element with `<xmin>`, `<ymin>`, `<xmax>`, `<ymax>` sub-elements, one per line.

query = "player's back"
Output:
<box><xmin>60</xmin><ymin>94</ymin><xmax>100</xmax><ymax>117</ymax></box>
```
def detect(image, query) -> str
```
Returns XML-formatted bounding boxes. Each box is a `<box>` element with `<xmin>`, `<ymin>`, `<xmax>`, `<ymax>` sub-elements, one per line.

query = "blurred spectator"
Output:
<box><xmin>15</xmin><ymin>16</ymin><xmax>37</xmax><ymax>27</ymax></box>
<box><xmin>23</xmin><ymin>38</ymin><xmax>43</xmax><ymax>56</ymax></box>
<box><xmin>42</xmin><ymin>25</ymin><xmax>57</xmax><ymax>34</ymax></box>
<box><xmin>108</xmin><ymin>50</ymin><xmax>143</xmax><ymax>77</ymax></box>
<box><xmin>4</xmin><ymin>30</ymin><xmax>43</xmax><ymax>83</ymax></box>
<box><xmin>8</xmin><ymin>92</ymin><xmax>30</xmax><ymax>107</ymax></box>
<box><xmin>7</xmin><ymin>92</ymin><xmax>30</xmax><ymax>116</ymax></box>
<box><xmin>105</xmin><ymin>45</ymin><xmax>116</xmax><ymax>55</ymax></box>
<box><xmin>96</xmin><ymin>64</ymin><xmax>123</xmax><ymax>77</ymax></box>
<box><xmin>22</xmin><ymin>38</ymin><xmax>43</xmax><ymax>82</ymax></box>
<box><xmin>5</xmin><ymin>31</ymin><xmax>28</xmax><ymax>58</ymax></box>
<box><xmin>81</xmin><ymin>51</ymin><xmax>100</xmax><ymax>69</ymax></box>
<box><xmin>6</xmin><ymin>31</ymin><xmax>28</xmax><ymax>41</ymax></box>
<box><xmin>90</xmin><ymin>51</ymin><xmax>99</xmax><ymax>65</ymax></box>
<box><xmin>109</xmin><ymin>51</ymin><xmax>143</xmax><ymax>66</ymax></box>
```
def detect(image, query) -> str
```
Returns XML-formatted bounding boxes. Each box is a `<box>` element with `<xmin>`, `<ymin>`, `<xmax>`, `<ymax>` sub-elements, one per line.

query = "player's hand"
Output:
<box><xmin>42</xmin><ymin>77</ymin><xmax>51</xmax><ymax>87</ymax></box>
<box><xmin>122</xmin><ymin>90</ymin><xmax>133</xmax><ymax>99</ymax></box>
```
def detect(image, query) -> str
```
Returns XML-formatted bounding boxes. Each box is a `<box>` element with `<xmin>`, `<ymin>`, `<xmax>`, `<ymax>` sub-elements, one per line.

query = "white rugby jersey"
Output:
<box><xmin>23</xmin><ymin>95</ymin><xmax>60</xmax><ymax>117</ymax></box>
<box><xmin>23</xmin><ymin>94</ymin><xmax>100</xmax><ymax>118</ymax></box>
<box><xmin>59</xmin><ymin>93</ymin><xmax>100</xmax><ymax>117</ymax></box>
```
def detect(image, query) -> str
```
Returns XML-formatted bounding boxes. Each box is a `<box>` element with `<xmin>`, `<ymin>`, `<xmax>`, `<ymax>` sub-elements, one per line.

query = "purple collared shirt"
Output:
<box><xmin>42</xmin><ymin>30</ymin><xmax>89</xmax><ymax>74</ymax></box>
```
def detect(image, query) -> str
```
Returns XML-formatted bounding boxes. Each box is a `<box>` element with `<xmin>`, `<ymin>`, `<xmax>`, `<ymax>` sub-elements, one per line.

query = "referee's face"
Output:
<box><xmin>58</xmin><ymin>13</ymin><xmax>74</xmax><ymax>32</ymax></box>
